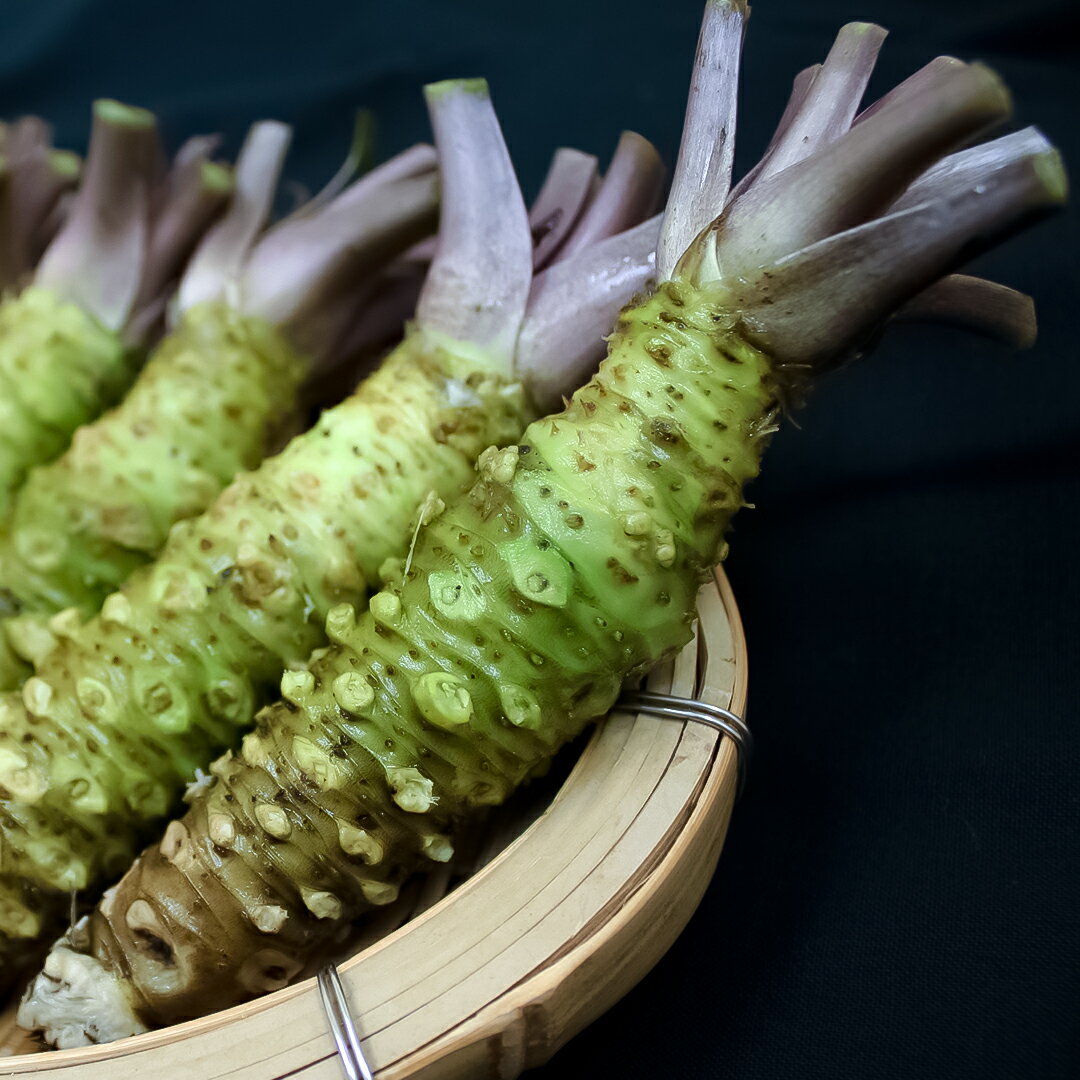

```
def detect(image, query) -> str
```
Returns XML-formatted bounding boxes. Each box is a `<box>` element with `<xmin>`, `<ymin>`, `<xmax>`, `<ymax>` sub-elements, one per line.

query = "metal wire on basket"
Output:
<box><xmin>318</xmin><ymin>964</ymin><xmax>374</xmax><ymax>1080</ymax></box>
<box><xmin>617</xmin><ymin>689</ymin><xmax>752</xmax><ymax>799</ymax></box>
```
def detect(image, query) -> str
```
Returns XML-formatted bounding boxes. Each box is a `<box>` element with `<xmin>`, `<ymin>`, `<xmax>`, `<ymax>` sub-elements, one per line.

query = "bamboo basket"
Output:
<box><xmin>0</xmin><ymin>566</ymin><xmax>747</xmax><ymax>1078</ymax></box>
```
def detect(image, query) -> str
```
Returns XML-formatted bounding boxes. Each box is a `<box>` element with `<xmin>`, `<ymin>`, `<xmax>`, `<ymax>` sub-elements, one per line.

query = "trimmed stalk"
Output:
<box><xmin>728</xmin><ymin>63</ymin><xmax>819</xmax><ymax>202</ymax></box>
<box><xmin>894</xmin><ymin>274</ymin><xmax>1036</xmax><ymax>348</ymax></box>
<box><xmin>240</xmin><ymin>149</ymin><xmax>439</xmax><ymax>359</ymax></box>
<box><xmin>416</xmin><ymin>79</ymin><xmax>532</xmax><ymax>363</ymax></box>
<box><xmin>853</xmin><ymin>53</ymin><xmax>959</xmax><ymax>126</ymax></box>
<box><xmin>680</xmin><ymin>58</ymin><xmax>1012</xmax><ymax>286</ymax></box>
<box><xmin>890</xmin><ymin>126</ymin><xmax>1052</xmax><ymax>211</ymax></box>
<box><xmin>554</xmin><ymin>131</ymin><xmax>665</xmax><ymax>261</ymax></box>
<box><xmin>21</xmin><ymin>151</ymin><xmax>81</xmax><ymax>265</ymax></box>
<box><xmin>4</xmin><ymin>118</ymin><xmax>81</xmax><ymax>276</ymax></box>
<box><xmin>657</xmin><ymin>0</ymin><xmax>747</xmax><ymax>278</ymax></box>
<box><xmin>739</xmin><ymin>22</ymin><xmax>886</xmax><ymax>188</ymax></box>
<box><xmin>725</xmin><ymin>151</ymin><xmax>1065</xmax><ymax>368</ymax></box>
<box><xmin>172</xmin><ymin>133</ymin><xmax>222</xmax><ymax>170</ymax></box>
<box><xmin>517</xmin><ymin>214</ymin><xmax>660</xmax><ymax>411</ymax></box>
<box><xmin>35</xmin><ymin>100</ymin><xmax>158</xmax><ymax>332</ymax></box>
<box><xmin>130</xmin><ymin>151</ymin><xmax>236</xmax><ymax>324</ymax></box>
<box><xmin>176</xmin><ymin>122</ymin><xmax>291</xmax><ymax>311</ymax></box>
<box><xmin>0</xmin><ymin>160</ymin><xmax>17</xmax><ymax>290</ymax></box>
<box><xmin>323</xmin><ymin>143</ymin><xmax>436</xmax><ymax>215</ymax></box>
<box><xmin>28</xmin><ymin>163</ymin><xmax>79</xmax><ymax>263</ymax></box>
<box><xmin>530</xmin><ymin>147</ymin><xmax>598</xmax><ymax>269</ymax></box>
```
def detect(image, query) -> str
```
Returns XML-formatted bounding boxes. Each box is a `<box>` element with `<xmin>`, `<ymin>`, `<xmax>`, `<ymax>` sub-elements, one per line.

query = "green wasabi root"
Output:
<box><xmin>0</xmin><ymin>287</ymin><xmax>132</xmax><ymax>516</ymax></box>
<box><xmin>0</xmin><ymin>303</ymin><xmax>306</xmax><ymax>622</ymax></box>
<box><xmin>17</xmin><ymin>283</ymin><xmax>779</xmax><ymax>1031</ymax></box>
<box><xmin>0</xmin><ymin>330</ymin><xmax>533</xmax><ymax>976</ymax></box>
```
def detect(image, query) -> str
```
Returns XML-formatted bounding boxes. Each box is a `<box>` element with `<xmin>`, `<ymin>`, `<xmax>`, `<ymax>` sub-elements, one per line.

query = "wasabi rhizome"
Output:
<box><xmin>6</xmin><ymin>0</ymin><xmax>1069</xmax><ymax>1048</ymax></box>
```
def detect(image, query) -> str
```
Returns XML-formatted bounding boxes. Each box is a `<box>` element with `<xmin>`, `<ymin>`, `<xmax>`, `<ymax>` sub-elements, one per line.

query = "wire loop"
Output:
<box><xmin>618</xmin><ymin>689</ymin><xmax>751</xmax><ymax>798</ymax></box>
<box><xmin>318</xmin><ymin>963</ymin><xmax>375</xmax><ymax>1080</ymax></box>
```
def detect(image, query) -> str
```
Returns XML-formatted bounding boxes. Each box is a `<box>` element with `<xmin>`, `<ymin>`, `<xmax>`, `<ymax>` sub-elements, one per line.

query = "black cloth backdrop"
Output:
<box><xmin>1</xmin><ymin>1</ymin><xmax>1077</xmax><ymax>1076</ymax></box>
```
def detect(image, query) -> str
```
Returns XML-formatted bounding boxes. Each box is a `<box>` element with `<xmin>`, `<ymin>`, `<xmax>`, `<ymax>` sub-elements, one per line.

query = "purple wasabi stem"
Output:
<box><xmin>241</xmin><ymin>152</ymin><xmax>439</xmax><ymax>363</ymax></box>
<box><xmin>0</xmin><ymin>159</ymin><xmax>17</xmax><ymax>290</ymax></box>
<box><xmin>890</xmin><ymin>126</ymin><xmax>1052</xmax><ymax>211</ymax></box>
<box><xmin>416</xmin><ymin>79</ymin><xmax>532</xmax><ymax>365</ymax></box>
<box><xmin>727</xmin><ymin>22</ymin><xmax>886</xmax><ymax>207</ymax></box>
<box><xmin>517</xmin><ymin>214</ymin><xmax>660</xmax><ymax>411</ymax></box>
<box><xmin>172</xmin><ymin>133</ymin><xmax>223</xmax><ymax>171</ymax></box>
<box><xmin>313</xmin><ymin>82</ymin><xmax>533</xmax><ymax>397</ymax></box>
<box><xmin>3</xmin><ymin>118</ymin><xmax>81</xmax><ymax>274</ymax></box>
<box><xmin>554</xmin><ymin>131</ymin><xmax>665</xmax><ymax>261</ymax></box>
<box><xmin>312</xmin><ymin>128</ymin><xmax>665</xmax><ymax>410</ymax></box>
<box><xmin>35</xmin><ymin>100</ymin><xmax>159</xmax><ymax>332</ymax></box>
<box><xmin>741</xmin><ymin>22</ymin><xmax>886</xmax><ymax>188</ymax></box>
<box><xmin>241</xmin><ymin>147</ymin><xmax>437</xmax><ymax>316</ymax></box>
<box><xmin>894</xmin><ymin>274</ymin><xmax>1037</xmax><ymax>348</ymax></box>
<box><xmin>301</xmin><ymin>261</ymin><xmax>428</xmax><ymax>410</ymax></box>
<box><xmin>130</xmin><ymin>145</ymin><xmax>235</xmax><ymax>322</ymax></box>
<box><xmin>28</xmin><ymin>162</ymin><xmax>79</xmax><ymax>263</ymax></box>
<box><xmin>316</xmin><ymin>142</ymin><xmax>436</xmax><ymax>213</ymax></box>
<box><xmin>315</xmin><ymin>142</ymin><xmax>616</xmax><ymax>400</ymax></box>
<box><xmin>529</xmin><ymin>147</ymin><xmax>599</xmax><ymax>269</ymax></box>
<box><xmin>728</xmin><ymin>63</ymin><xmax>820</xmax><ymax>202</ymax></box>
<box><xmin>853</xmin><ymin>53</ymin><xmax>959</xmax><ymax>127</ymax></box>
<box><xmin>326</xmin><ymin>143</ymin><xmax>439</xmax><ymax>269</ymax></box>
<box><xmin>724</xmin><ymin>149</ymin><xmax>1066</xmax><ymax>367</ymax></box>
<box><xmin>22</xmin><ymin>150</ymin><xmax>81</xmax><ymax>262</ymax></box>
<box><xmin>765</xmin><ymin>65</ymin><xmax>822</xmax><ymax>151</ymax></box>
<box><xmin>176</xmin><ymin>121</ymin><xmax>291</xmax><ymax>312</ymax></box>
<box><xmin>873</xmin><ymin>129</ymin><xmax>1050</xmax><ymax>347</ymax></box>
<box><xmin>683</xmin><ymin>58</ymin><xmax>1013</xmax><ymax>286</ymax></box>
<box><xmin>657</xmin><ymin>0</ymin><xmax>747</xmax><ymax>278</ymax></box>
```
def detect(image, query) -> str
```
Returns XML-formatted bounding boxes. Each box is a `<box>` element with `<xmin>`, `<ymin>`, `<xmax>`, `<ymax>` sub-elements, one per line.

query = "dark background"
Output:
<box><xmin>1</xmin><ymin>1</ymin><xmax>1077</xmax><ymax>1076</ymax></box>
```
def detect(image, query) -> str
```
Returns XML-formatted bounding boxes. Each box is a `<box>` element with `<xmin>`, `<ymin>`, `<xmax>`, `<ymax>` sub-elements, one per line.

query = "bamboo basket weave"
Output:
<box><xmin>0</xmin><ymin>566</ymin><xmax>747</xmax><ymax>1078</ymax></box>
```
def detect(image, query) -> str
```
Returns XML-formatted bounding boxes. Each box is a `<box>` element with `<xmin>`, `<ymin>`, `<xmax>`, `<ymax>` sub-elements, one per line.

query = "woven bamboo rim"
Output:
<box><xmin>0</xmin><ymin>566</ymin><xmax>747</xmax><ymax>1077</ymax></box>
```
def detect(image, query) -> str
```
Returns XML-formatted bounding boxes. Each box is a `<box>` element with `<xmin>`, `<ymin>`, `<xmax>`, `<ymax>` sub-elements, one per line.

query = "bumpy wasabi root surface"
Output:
<box><xmin>0</xmin><ymin>330</ymin><xmax>533</xmax><ymax>978</ymax></box>
<box><xmin>20</xmin><ymin>283</ymin><xmax>781</xmax><ymax>1036</ymax></box>
<box><xmin>0</xmin><ymin>303</ymin><xmax>306</xmax><ymax>622</ymax></box>
<box><xmin>0</xmin><ymin>288</ymin><xmax>132</xmax><ymax>516</ymax></box>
